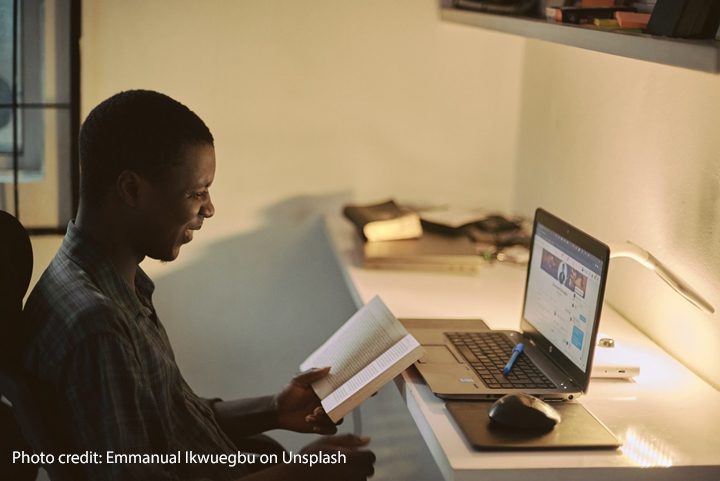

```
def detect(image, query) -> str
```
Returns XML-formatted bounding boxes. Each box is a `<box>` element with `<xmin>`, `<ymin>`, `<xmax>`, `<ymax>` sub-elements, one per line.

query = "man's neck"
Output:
<box><xmin>75</xmin><ymin>204</ymin><xmax>142</xmax><ymax>289</ymax></box>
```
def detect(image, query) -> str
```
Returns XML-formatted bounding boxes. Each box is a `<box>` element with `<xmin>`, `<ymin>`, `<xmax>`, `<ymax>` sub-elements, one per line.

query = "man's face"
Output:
<box><xmin>136</xmin><ymin>143</ymin><xmax>216</xmax><ymax>262</ymax></box>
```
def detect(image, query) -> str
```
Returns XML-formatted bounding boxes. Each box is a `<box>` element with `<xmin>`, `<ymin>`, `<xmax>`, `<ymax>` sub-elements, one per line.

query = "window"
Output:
<box><xmin>0</xmin><ymin>0</ymin><xmax>80</xmax><ymax>233</ymax></box>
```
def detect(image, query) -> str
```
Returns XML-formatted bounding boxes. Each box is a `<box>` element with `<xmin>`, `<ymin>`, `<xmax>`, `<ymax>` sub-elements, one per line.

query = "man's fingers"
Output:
<box><xmin>306</xmin><ymin>407</ymin><xmax>331</xmax><ymax>423</ymax></box>
<box><xmin>309</xmin><ymin>406</ymin><xmax>339</xmax><ymax>423</ymax></box>
<box><xmin>312</xmin><ymin>424</ymin><xmax>338</xmax><ymax>434</ymax></box>
<box><xmin>307</xmin><ymin>408</ymin><xmax>339</xmax><ymax>434</ymax></box>
<box><xmin>311</xmin><ymin>406</ymin><xmax>343</xmax><ymax>425</ymax></box>
<box><xmin>292</xmin><ymin>366</ymin><xmax>331</xmax><ymax>386</ymax></box>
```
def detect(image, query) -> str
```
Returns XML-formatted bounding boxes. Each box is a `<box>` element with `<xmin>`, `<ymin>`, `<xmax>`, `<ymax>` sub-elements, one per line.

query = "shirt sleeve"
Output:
<box><xmin>211</xmin><ymin>396</ymin><xmax>278</xmax><ymax>440</ymax></box>
<box><xmin>59</xmin><ymin>333</ymin><xmax>209</xmax><ymax>481</ymax></box>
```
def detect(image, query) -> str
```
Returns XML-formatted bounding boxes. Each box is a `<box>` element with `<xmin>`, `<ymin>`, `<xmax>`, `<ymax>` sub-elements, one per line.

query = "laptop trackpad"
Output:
<box><xmin>418</xmin><ymin>346</ymin><xmax>462</xmax><ymax>364</ymax></box>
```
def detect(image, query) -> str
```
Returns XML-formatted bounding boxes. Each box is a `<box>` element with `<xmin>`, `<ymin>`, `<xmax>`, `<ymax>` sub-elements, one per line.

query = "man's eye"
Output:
<box><xmin>192</xmin><ymin>191</ymin><xmax>208</xmax><ymax>200</ymax></box>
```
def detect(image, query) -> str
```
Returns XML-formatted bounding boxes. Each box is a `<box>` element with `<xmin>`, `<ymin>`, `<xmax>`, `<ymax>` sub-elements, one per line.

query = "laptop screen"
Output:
<box><xmin>520</xmin><ymin>209</ymin><xmax>609</xmax><ymax>390</ymax></box>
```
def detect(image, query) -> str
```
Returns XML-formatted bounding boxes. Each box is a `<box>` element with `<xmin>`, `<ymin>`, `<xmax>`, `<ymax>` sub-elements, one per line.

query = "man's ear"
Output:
<box><xmin>116</xmin><ymin>170</ymin><xmax>144</xmax><ymax>208</ymax></box>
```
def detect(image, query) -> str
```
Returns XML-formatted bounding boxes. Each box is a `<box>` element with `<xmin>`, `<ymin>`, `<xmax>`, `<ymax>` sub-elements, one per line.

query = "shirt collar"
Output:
<box><xmin>60</xmin><ymin>220</ymin><xmax>156</xmax><ymax>318</ymax></box>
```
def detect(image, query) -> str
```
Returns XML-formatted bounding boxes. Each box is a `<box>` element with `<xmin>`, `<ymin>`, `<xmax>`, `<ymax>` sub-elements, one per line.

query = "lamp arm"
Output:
<box><xmin>608</xmin><ymin>241</ymin><xmax>715</xmax><ymax>314</ymax></box>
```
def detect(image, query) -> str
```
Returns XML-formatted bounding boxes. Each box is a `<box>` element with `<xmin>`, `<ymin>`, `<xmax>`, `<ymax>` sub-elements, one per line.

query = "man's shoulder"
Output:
<box><xmin>23</xmin><ymin>253</ymin><xmax>132</xmax><ymax>373</ymax></box>
<box><xmin>27</xmin><ymin>251</ymin><xmax>118</xmax><ymax>319</ymax></box>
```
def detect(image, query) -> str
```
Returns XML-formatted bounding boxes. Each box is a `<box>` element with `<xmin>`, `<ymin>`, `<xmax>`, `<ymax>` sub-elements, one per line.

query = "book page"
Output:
<box><xmin>300</xmin><ymin>296</ymin><xmax>407</xmax><ymax>399</ymax></box>
<box><xmin>319</xmin><ymin>334</ymin><xmax>420</xmax><ymax>415</ymax></box>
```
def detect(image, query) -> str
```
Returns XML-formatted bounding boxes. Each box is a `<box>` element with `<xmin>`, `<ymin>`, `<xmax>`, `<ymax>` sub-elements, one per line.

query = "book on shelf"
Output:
<box><xmin>615</xmin><ymin>11</ymin><xmax>650</xmax><ymax>28</ymax></box>
<box><xmin>453</xmin><ymin>0</ymin><xmax>539</xmax><ymax>16</ymax></box>
<box><xmin>548</xmin><ymin>6</ymin><xmax>636</xmax><ymax>24</ymax></box>
<box><xmin>630</xmin><ymin>1</ymin><xmax>657</xmax><ymax>14</ymax></box>
<box><xmin>300</xmin><ymin>296</ymin><xmax>424</xmax><ymax>423</ymax></box>
<box><xmin>343</xmin><ymin>200</ymin><xmax>423</xmax><ymax>242</ymax></box>
<box><xmin>579</xmin><ymin>0</ymin><xmax>616</xmax><ymax>6</ymax></box>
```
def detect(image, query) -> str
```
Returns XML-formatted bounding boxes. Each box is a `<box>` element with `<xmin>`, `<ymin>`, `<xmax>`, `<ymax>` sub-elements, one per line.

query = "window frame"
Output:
<box><xmin>0</xmin><ymin>0</ymin><xmax>81</xmax><ymax>235</ymax></box>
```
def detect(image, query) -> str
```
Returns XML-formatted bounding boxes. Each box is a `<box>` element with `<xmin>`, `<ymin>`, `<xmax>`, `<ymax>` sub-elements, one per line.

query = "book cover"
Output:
<box><xmin>343</xmin><ymin>200</ymin><xmax>422</xmax><ymax>242</ymax></box>
<box><xmin>300</xmin><ymin>296</ymin><xmax>424</xmax><ymax>422</ymax></box>
<box><xmin>615</xmin><ymin>11</ymin><xmax>651</xmax><ymax>28</ymax></box>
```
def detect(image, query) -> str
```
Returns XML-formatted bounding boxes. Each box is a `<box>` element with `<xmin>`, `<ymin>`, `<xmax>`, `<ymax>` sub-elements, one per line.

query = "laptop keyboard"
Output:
<box><xmin>445</xmin><ymin>332</ymin><xmax>556</xmax><ymax>390</ymax></box>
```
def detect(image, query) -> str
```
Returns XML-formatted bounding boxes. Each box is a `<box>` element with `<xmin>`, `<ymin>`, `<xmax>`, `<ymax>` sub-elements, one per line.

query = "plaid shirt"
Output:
<box><xmin>22</xmin><ymin>222</ymin><xmax>250</xmax><ymax>481</ymax></box>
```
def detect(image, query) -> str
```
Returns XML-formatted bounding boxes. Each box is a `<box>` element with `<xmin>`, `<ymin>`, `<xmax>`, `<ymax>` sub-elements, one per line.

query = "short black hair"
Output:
<box><xmin>79</xmin><ymin>90</ymin><xmax>214</xmax><ymax>202</ymax></box>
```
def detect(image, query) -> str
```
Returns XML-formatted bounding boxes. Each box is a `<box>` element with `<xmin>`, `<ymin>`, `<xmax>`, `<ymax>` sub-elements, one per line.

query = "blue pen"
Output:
<box><xmin>502</xmin><ymin>342</ymin><xmax>524</xmax><ymax>376</ymax></box>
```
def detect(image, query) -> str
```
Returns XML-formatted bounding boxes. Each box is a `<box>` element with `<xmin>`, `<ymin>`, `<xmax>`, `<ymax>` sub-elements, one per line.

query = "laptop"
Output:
<box><xmin>407</xmin><ymin>208</ymin><xmax>610</xmax><ymax>400</ymax></box>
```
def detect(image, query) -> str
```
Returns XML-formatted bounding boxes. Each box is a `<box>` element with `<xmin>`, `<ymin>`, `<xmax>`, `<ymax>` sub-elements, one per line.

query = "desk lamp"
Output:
<box><xmin>608</xmin><ymin>241</ymin><xmax>715</xmax><ymax>314</ymax></box>
<box><xmin>591</xmin><ymin>241</ymin><xmax>715</xmax><ymax>379</ymax></box>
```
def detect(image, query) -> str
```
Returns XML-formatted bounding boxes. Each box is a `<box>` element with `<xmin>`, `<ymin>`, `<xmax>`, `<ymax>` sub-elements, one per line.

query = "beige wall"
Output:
<box><xmin>81</xmin><ymin>0</ymin><xmax>524</xmax><ymax>242</ymax></box>
<box><xmin>68</xmin><ymin>0</ymin><xmax>526</xmax><ymax>404</ymax></box>
<box><xmin>29</xmin><ymin>1</ymin><xmax>719</xmax><ymax>392</ymax></box>
<box><xmin>514</xmin><ymin>40</ymin><xmax>720</xmax><ymax>388</ymax></box>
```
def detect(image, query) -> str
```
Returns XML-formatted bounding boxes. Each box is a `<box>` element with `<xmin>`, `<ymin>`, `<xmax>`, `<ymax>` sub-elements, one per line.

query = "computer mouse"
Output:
<box><xmin>488</xmin><ymin>393</ymin><xmax>561</xmax><ymax>432</ymax></box>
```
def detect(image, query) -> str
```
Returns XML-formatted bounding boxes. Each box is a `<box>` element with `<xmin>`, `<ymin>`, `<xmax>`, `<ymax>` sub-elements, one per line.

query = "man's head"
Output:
<box><xmin>79</xmin><ymin>90</ymin><xmax>216</xmax><ymax>261</ymax></box>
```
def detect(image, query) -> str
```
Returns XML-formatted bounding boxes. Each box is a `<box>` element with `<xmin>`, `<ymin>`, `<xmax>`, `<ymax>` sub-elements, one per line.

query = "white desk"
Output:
<box><xmin>324</xmin><ymin>216</ymin><xmax>720</xmax><ymax>481</ymax></box>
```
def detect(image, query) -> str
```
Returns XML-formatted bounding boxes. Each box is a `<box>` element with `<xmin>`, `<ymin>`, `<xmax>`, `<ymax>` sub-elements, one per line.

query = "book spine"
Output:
<box><xmin>555</xmin><ymin>6</ymin><xmax>637</xmax><ymax>24</ymax></box>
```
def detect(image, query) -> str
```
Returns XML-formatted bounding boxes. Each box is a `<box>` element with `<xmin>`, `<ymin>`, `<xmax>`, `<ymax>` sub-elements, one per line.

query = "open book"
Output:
<box><xmin>300</xmin><ymin>296</ymin><xmax>424</xmax><ymax>423</ymax></box>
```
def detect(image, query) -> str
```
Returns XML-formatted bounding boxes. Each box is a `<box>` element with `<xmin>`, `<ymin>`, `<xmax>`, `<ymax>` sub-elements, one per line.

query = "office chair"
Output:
<box><xmin>0</xmin><ymin>210</ymin><xmax>76</xmax><ymax>481</ymax></box>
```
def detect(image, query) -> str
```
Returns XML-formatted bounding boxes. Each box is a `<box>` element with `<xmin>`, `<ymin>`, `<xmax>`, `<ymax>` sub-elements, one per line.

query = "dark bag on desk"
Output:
<box><xmin>454</xmin><ymin>0</ymin><xmax>539</xmax><ymax>16</ymax></box>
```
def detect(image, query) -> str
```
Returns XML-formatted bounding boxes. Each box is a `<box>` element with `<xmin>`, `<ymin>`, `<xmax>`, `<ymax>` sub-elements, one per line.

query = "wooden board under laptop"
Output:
<box><xmin>300</xmin><ymin>296</ymin><xmax>425</xmax><ymax>422</ymax></box>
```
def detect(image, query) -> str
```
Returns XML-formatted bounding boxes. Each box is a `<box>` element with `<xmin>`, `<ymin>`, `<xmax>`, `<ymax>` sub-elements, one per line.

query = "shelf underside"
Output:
<box><xmin>442</xmin><ymin>7</ymin><xmax>720</xmax><ymax>73</ymax></box>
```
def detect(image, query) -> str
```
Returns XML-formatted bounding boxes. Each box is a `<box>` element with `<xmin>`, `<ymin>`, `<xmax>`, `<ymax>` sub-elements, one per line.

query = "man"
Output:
<box><xmin>22</xmin><ymin>90</ymin><xmax>375</xmax><ymax>481</ymax></box>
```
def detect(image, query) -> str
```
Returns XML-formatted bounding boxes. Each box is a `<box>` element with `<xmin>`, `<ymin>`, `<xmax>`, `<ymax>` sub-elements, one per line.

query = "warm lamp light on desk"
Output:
<box><xmin>591</xmin><ymin>241</ymin><xmax>715</xmax><ymax>379</ymax></box>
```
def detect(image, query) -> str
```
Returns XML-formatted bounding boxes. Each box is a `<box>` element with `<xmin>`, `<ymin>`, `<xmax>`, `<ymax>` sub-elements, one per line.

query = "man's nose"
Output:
<box><xmin>201</xmin><ymin>193</ymin><xmax>215</xmax><ymax>219</ymax></box>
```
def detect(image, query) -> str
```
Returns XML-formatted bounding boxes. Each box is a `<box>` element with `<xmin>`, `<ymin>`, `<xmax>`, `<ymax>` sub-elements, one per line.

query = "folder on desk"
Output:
<box><xmin>362</xmin><ymin>232</ymin><xmax>484</xmax><ymax>272</ymax></box>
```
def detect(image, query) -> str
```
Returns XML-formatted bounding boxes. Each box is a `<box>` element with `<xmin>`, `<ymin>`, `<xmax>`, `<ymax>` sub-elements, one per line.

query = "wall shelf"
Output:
<box><xmin>441</xmin><ymin>5</ymin><xmax>720</xmax><ymax>73</ymax></box>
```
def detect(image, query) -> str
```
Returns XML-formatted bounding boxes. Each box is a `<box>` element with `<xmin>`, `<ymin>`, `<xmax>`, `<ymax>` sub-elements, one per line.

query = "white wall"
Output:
<box><xmin>81</xmin><ymin>0</ymin><xmax>524</xmax><ymax>240</ymax></box>
<box><xmin>59</xmin><ymin>4</ymin><xmax>524</xmax><ymax>469</ymax></box>
<box><xmin>24</xmin><ymin>1</ymin><xmax>715</xmax><ymax>393</ymax></box>
<box><xmin>74</xmin><ymin>0</ymin><xmax>525</xmax><ymax>406</ymax></box>
<box><xmin>513</xmin><ymin>40</ymin><xmax>720</xmax><ymax>389</ymax></box>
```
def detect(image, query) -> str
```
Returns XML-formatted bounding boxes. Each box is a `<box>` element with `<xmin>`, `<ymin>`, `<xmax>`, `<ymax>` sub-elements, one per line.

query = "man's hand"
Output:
<box><xmin>298</xmin><ymin>434</ymin><xmax>375</xmax><ymax>481</ymax></box>
<box><xmin>273</xmin><ymin>367</ymin><xmax>339</xmax><ymax>434</ymax></box>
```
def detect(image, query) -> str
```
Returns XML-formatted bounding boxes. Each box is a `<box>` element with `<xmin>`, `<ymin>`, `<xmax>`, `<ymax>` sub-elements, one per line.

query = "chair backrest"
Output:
<box><xmin>0</xmin><ymin>211</ymin><xmax>78</xmax><ymax>481</ymax></box>
<box><xmin>0</xmin><ymin>210</ymin><xmax>33</xmax><ymax>319</ymax></box>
